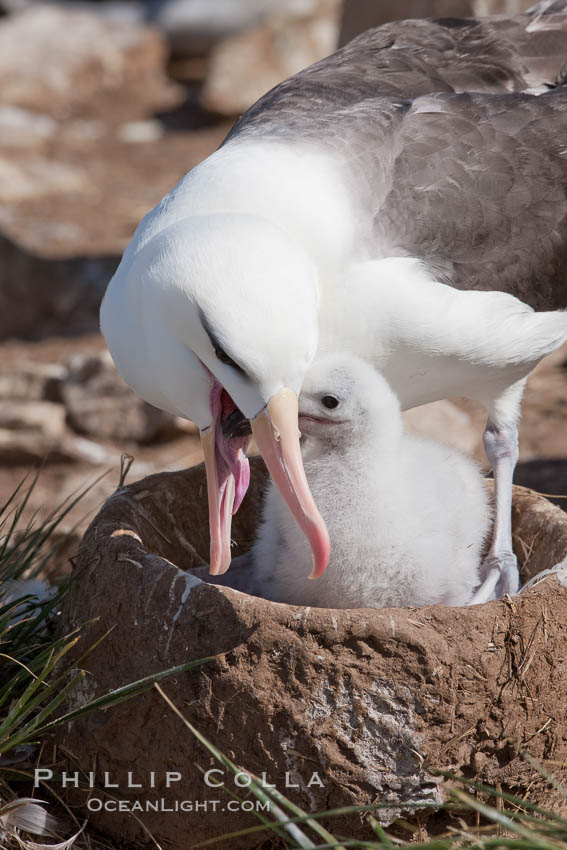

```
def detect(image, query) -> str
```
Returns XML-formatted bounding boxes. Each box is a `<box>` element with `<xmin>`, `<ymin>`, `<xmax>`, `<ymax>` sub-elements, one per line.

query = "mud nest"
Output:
<box><xmin>57</xmin><ymin>458</ymin><xmax>567</xmax><ymax>848</ymax></box>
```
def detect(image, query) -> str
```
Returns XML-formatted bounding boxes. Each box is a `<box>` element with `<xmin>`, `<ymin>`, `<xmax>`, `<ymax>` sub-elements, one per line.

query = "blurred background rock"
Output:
<box><xmin>1</xmin><ymin>0</ymin><xmax>565</xmax><ymax>559</ymax></box>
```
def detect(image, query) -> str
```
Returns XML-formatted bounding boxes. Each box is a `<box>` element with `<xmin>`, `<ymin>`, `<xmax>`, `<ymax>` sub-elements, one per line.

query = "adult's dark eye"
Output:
<box><xmin>321</xmin><ymin>394</ymin><xmax>340</xmax><ymax>410</ymax></box>
<box><xmin>214</xmin><ymin>345</ymin><xmax>239</xmax><ymax>370</ymax></box>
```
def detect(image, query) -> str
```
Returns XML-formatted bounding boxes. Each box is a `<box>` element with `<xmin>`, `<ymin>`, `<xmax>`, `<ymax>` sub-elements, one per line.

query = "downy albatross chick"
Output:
<box><xmin>250</xmin><ymin>355</ymin><xmax>491</xmax><ymax>609</ymax></box>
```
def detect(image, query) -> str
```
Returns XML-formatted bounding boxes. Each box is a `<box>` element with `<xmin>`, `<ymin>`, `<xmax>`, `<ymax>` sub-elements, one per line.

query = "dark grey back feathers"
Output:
<box><xmin>226</xmin><ymin>11</ymin><xmax>567</xmax><ymax>309</ymax></box>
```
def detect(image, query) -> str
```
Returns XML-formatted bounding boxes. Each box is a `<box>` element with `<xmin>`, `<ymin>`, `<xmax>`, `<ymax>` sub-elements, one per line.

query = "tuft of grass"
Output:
<box><xmin>0</xmin><ymin>472</ymin><xmax>215</xmax><ymax>849</ymax></box>
<box><xmin>0</xmin><ymin>471</ymin><xmax>100</xmax><ymax>755</ymax></box>
<box><xmin>0</xmin><ymin>472</ymin><xmax>215</xmax><ymax>754</ymax></box>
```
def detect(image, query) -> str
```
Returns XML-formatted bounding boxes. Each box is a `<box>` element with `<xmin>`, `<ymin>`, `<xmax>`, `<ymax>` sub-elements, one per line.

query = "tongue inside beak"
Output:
<box><xmin>201</xmin><ymin>387</ymin><xmax>251</xmax><ymax>576</ymax></box>
<box><xmin>251</xmin><ymin>388</ymin><xmax>331</xmax><ymax>579</ymax></box>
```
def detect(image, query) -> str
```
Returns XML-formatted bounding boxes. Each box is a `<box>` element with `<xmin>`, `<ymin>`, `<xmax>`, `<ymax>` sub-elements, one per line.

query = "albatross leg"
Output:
<box><xmin>468</xmin><ymin>422</ymin><xmax>519</xmax><ymax>604</ymax></box>
<box><xmin>481</xmin><ymin>420</ymin><xmax>520</xmax><ymax>593</ymax></box>
<box><xmin>468</xmin><ymin>380</ymin><xmax>526</xmax><ymax>604</ymax></box>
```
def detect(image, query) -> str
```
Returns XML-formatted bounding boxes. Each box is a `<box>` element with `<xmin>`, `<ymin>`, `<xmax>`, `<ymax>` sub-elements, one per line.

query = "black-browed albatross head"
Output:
<box><xmin>101</xmin><ymin>211</ymin><xmax>331</xmax><ymax>578</ymax></box>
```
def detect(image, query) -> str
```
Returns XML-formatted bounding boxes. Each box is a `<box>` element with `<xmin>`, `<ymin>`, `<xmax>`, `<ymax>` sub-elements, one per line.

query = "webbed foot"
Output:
<box><xmin>468</xmin><ymin>553</ymin><xmax>519</xmax><ymax>605</ymax></box>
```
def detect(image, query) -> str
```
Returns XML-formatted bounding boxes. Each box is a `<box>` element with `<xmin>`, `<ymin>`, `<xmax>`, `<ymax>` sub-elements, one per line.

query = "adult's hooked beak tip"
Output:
<box><xmin>251</xmin><ymin>388</ymin><xmax>331</xmax><ymax>580</ymax></box>
<box><xmin>308</xmin><ymin>556</ymin><xmax>326</xmax><ymax>580</ymax></box>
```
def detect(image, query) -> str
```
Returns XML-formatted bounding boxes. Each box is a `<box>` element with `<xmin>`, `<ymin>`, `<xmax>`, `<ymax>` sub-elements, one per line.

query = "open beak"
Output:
<box><xmin>251</xmin><ymin>388</ymin><xmax>331</xmax><ymax>579</ymax></box>
<box><xmin>201</xmin><ymin>382</ymin><xmax>251</xmax><ymax>576</ymax></box>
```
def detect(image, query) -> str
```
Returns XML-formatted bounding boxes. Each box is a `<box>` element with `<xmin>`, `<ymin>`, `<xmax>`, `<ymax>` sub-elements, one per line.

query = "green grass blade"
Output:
<box><xmin>1</xmin><ymin>671</ymin><xmax>85</xmax><ymax>753</ymax></box>
<box><xmin>435</xmin><ymin>770</ymin><xmax>567</xmax><ymax>827</ymax></box>
<box><xmin>451</xmin><ymin>789</ymin><xmax>567</xmax><ymax>850</ymax></box>
<box><xmin>367</xmin><ymin>817</ymin><xmax>396</xmax><ymax>846</ymax></box>
<box><xmin>0</xmin><ymin>636</ymin><xmax>82</xmax><ymax>739</ymax></box>
<box><xmin>36</xmin><ymin>655</ymin><xmax>216</xmax><ymax>736</ymax></box>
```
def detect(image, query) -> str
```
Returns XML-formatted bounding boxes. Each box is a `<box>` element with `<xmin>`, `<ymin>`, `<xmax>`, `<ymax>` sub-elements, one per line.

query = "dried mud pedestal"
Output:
<box><xmin>58</xmin><ymin>458</ymin><xmax>567</xmax><ymax>848</ymax></box>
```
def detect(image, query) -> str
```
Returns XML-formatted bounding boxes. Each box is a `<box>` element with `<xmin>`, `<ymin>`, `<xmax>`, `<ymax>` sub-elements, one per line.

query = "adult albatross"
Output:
<box><xmin>101</xmin><ymin>1</ymin><xmax>567</xmax><ymax>599</ymax></box>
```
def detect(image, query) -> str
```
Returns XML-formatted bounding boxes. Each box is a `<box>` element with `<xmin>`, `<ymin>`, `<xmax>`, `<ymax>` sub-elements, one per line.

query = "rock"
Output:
<box><xmin>0</xmin><ymin>5</ymin><xmax>180</xmax><ymax>122</ymax></box>
<box><xmin>151</xmin><ymin>0</ymin><xmax>281</xmax><ymax>57</ymax></box>
<box><xmin>0</xmin><ymin>428</ymin><xmax>125</xmax><ymax>466</ymax></box>
<box><xmin>478</xmin><ymin>0</ymin><xmax>533</xmax><ymax>12</ymax></box>
<box><xmin>0</xmin><ymin>399</ymin><xmax>66</xmax><ymax>463</ymax></box>
<box><xmin>116</xmin><ymin>120</ymin><xmax>164</xmax><ymax>144</ymax></box>
<box><xmin>61</xmin><ymin>351</ymin><xmax>181</xmax><ymax>444</ymax></box>
<box><xmin>0</xmin><ymin>429</ymin><xmax>54</xmax><ymax>465</ymax></box>
<box><xmin>56</xmin><ymin>458</ymin><xmax>567</xmax><ymax>848</ymax></box>
<box><xmin>62</xmin><ymin>119</ymin><xmax>105</xmax><ymax>144</ymax></box>
<box><xmin>201</xmin><ymin>0</ymin><xmax>341</xmax><ymax>115</ymax></box>
<box><xmin>0</xmin><ymin>389</ymin><xmax>138</xmax><ymax>464</ymax></box>
<box><xmin>0</xmin><ymin>157</ymin><xmax>90</xmax><ymax>203</ymax></box>
<box><xmin>82</xmin><ymin>0</ymin><xmax>147</xmax><ymax>27</ymax></box>
<box><xmin>57</xmin><ymin>434</ymin><xmax>128</xmax><ymax>466</ymax></box>
<box><xmin>0</xmin><ymin>106</ymin><xmax>56</xmax><ymax>150</ymax></box>
<box><xmin>0</xmin><ymin>233</ymin><xmax>117</xmax><ymax>341</ymax></box>
<box><xmin>0</xmin><ymin>363</ymin><xmax>66</xmax><ymax>401</ymax></box>
<box><xmin>0</xmin><ymin>399</ymin><xmax>66</xmax><ymax>439</ymax></box>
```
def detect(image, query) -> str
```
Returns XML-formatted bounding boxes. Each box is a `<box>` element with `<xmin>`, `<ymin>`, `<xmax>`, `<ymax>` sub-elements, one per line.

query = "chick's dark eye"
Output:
<box><xmin>321</xmin><ymin>394</ymin><xmax>340</xmax><ymax>410</ymax></box>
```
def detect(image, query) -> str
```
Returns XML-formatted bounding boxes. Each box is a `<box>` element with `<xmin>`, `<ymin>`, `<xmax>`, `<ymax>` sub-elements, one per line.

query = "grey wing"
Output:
<box><xmin>225</xmin><ymin>12</ymin><xmax>567</xmax><ymax>309</ymax></box>
<box><xmin>373</xmin><ymin>90</ymin><xmax>567</xmax><ymax>309</ymax></box>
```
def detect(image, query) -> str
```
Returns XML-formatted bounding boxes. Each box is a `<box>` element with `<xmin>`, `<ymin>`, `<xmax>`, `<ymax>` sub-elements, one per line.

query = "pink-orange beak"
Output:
<box><xmin>251</xmin><ymin>388</ymin><xmax>331</xmax><ymax>579</ymax></box>
<box><xmin>200</xmin><ymin>377</ymin><xmax>251</xmax><ymax>576</ymax></box>
<box><xmin>201</xmin><ymin>386</ymin><xmax>330</xmax><ymax>580</ymax></box>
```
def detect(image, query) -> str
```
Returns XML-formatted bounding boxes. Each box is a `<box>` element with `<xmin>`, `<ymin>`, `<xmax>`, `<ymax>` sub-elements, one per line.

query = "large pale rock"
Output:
<box><xmin>0</xmin><ymin>363</ymin><xmax>66</xmax><ymax>401</ymax></box>
<box><xmin>0</xmin><ymin>399</ymin><xmax>65</xmax><ymax>438</ymax></box>
<box><xmin>0</xmin><ymin>157</ymin><xmax>90</xmax><ymax>204</ymax></box>
<box><xmin>0</xmin><ymin>107</ymin><xmax>57</xmax><ymax>150</ymax></box>
<box><xmin>61</xmin><ymin>351</ymin><xmax>181</xmax><ymax>444</ymax></box>
<box><xmin>0</xmin><ymin>396</ymin><xmax>125</xmax><ymax>464</ymax></box>
<box><xmin>152</xmin><ymin>0</ymin><xmax>281</xmax><ymax>57</ymax></box>
<box><xmin>475</xmin><ymin>0</ymin><xmax>533</xmax><ymax>12</ymax></box>
<box><xmin>0</xmin><ymin>399</ymin><xmax>65</xmax><ymax>463</ymax></box>
<box><xmin>57</xmin><ymin>458</ymin><xmax>567</xmax><ymax>848</ymax></box>
<box><xmin>201</xmin><ymin>0</ymin><xmax>341</xmax><ymax>115</ymax></box>
<box><xmin>0</xmin><ymin>6</ymin><xmax>179</xmax><ymax>121</ymax></box>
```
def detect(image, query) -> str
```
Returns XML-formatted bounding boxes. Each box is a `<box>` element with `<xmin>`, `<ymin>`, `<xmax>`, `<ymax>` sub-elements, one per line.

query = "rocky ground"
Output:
<box><xmin>1</xmin><ymin>0</ymin><xmax>565</xmax><ymax>578</ymax></box>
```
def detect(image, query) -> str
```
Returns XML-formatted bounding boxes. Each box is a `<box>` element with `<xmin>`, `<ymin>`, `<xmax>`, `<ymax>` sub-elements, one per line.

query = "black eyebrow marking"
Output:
<box><xmin>199</xmin><ymin>308</ymin><xmax>246</xmax><ymax>375</ymax></box>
